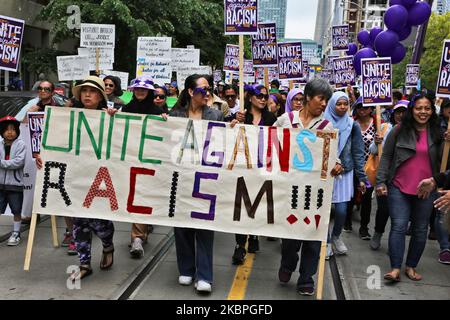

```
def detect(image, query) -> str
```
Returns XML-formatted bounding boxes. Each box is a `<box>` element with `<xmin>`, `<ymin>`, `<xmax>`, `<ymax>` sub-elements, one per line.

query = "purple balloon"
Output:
<box><xmin>346</xmin><ymin>43</ymin><xmax>358</xmax><ymax>56</ymax></box>
<box><xmin>397</xmin><ymin>24</ymin><xmax>412</xmax><ymax>41</ymax></box>
<box><xmin>389</xmin><ymin>0</ymin><xmax>402</xmax><ymax>5</ymax></box>
<box><xmin>402</xmin><ymin>0</ymin><xmax>416</xmax><ymax>8</ymax></box>
<box><xmin>353</xmin><ymin>48</ymin><xmax>377</xmax><ymax>76</ymax></box>
<box><xmin>357</xmin><ymin>30</ymin><xmax>371</xmax><ymax>46</ymax></box>
<box><xmin>370</xmin><ymin>27</ymin><xmax>383</xmax><ymax>44</ymax></box>
<box><xmin>384</xmin><ymin>5</ymin><xmax>408</xmax><ymax>32</ymax></box>
<box><xmin>407</xmin><ymin>2</ymin><xmax>431</xmax><ymax>26</ymax></box>
<box><xmin>391</xmin><ymin>43</ymin><xmax>407</xmax><ymax>64</ymax></box>
<box><xmin>374</xmin><ymin>30</ymin><xmax>399</xmax><ymax>57</ymax></box>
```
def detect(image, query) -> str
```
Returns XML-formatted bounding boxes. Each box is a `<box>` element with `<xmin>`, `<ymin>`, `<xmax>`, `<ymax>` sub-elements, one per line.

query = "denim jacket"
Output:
<box><xmin>339</xmin><ymin>121</ymin><xmax>368</xmax><ymax>183</ymax></box>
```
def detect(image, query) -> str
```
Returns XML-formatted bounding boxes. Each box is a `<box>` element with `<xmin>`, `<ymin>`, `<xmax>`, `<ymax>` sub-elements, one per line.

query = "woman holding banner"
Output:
<box><xmin>169</xmin><ymin>74</ymin><xmax>224</xmax><ymax>293</ymax></box>
<box><xmin>103</xmin><ymin>76</ymin><xmax>125</xmax><ymax>110</ymax></box>
<box><xmin>274</xmin><ymin>78</ymin><xmax>334</xmax><ymax>296</ymax></box>
<box><xmin>377</xmin><ymin>93</ymin><xmax>443</xmax><ymax>282</ymax></box>
<box><xmin>324</xmin><ymin>91</ymin><xmax>368</xmax><ymax>259</ymax></box>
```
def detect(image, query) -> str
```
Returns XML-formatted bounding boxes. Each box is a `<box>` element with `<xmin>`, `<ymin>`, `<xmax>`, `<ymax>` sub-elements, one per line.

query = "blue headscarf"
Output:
<box><xmin>285</xmin><ymin>88</ymin><xmax>304</xmax><ymax>113</ymax></box>
<box><xmin>324</xmin><ymin>91</ymin><xmax>353</xmax><ymax>155</ymax></box>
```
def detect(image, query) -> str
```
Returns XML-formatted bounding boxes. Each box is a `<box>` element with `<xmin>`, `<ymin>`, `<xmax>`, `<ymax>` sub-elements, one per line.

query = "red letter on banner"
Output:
<box><xmin>83</xmin><ymin>167</ymin><xmax>118</xmax><ymax>211</ymax></box>
<box><xmin>266</xmin><ymin>127</ymin><xmax>290</xmax><ymax>172</ymax></box>
<box><xmin>127</xmin><ymin>167</ymin><xmax>155</xmax><ymax>214</ymax></box>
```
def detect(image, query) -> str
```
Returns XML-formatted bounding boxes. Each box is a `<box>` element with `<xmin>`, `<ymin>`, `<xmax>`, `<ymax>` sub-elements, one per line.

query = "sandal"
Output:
<box><xmin>100</xmin><ymin>245</ymin><xmax>114</xmax><ymax>270</ymax></box>
<box><xmin>384</xmin><ymin>270</ymin><xmax>401</xmax><ymax>282</ymax></box>
<box><xmin>69</xmin><ymin>265</ymin><xmax>92</xmax><ymax>282</ymax></box>
<box><xmin>405</xmin><ymin>267</ymin><xmax>422</xmax><ymax>281</ymax></box>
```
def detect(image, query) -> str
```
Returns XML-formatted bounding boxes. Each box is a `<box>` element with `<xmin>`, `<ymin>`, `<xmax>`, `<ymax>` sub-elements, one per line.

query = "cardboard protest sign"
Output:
<box><xmin>137</xmin><ymin>37</ymin><xmax>172</xmax><ymax>60</ymax></box>
<box><xmin>320</xmin><ymin>69</ymin><xmax>334</xmax><ymax>85</ymax></box>
<box><xmin>255</xmin><ymin>67</ymin><xmax>265</xmax><ymax>83</ymax></box>
<box><xmin>78</xmin><ymin>48</ymin><xmax>114</xmax><ymax>71</ymax></box>
<box><xmin>277</xmin><ymin>42</ymin><xmax>302</xmax><ymax>80</ymax></box>
<box><xmin>332</xmin><ymin>56</ymin><xmax>355</xmax><ymax>88</ymax></box>
<box><xmin>361</xmin><ymin>57</ymin><xmax>392</xmax><ymax>106</ymax></box>
<box><xmin>102</xmin><ymin>70</ymin><xmax>129</xmax><ymax>89</ymax></box>
<box><xmin>80</xmin><ymin>24</ymin><xmax>115</xmax><ymax>48</ymax></box>
<box><xmin>268</xmin><ymin>66</ymin><xmax>279</xmax><ymax>82</ymax></box>
<box><xmin>436</xmin><ymin>40</ymin><xmax>450</xmax><ymax>98</ymax></box>
<box><xmin>171</xmin><ymin>48</ymin><xmax>200</xmax><ymax>71</ymax></box>
<box><xmin>56</xmin><ymin>55</ymin><xmax>90</xmax><ymax>81</ymax></box>
<box><xmin>136</xmin><ymin>57</ymin><xmax>171</xmax><ymax>86</ymax></box>
<box><xmin>36</xmin><ymin>107</ymin><xmax>338</xmax><ymax>241</ymax></box>
<box><xmin>251</xmin><ymin>22</ymin><xmax>278</xmax><ymax>67</ymax></box>
<box><xmin>244</xmin><ymin>60</ymin><xmax>255</xmax><ymax>83</ymax></box>
<box><xmin>223</xmin><ymin>44</ymin><xmax>240</xmax><ymax>72</ymax></box>
<box><xmin>224</xmin><ymin>0</ymin><xmax>258</xmax><ymax>35</ymax></box>
<box><xmin>405</xmin><ymin>64</ymin><xmax>420</xmax><ymax>88</ymax></box>
<box><xmin>326</xmin><ymin>55</ymin><xmax>338</xmax><ymax>70</ymax></box>
<box><xmin>298</xmin><ymin>60</ymin><xmax>309</xmax><ymax>84</ymax></box>
<box><xmin>177</xmin><ymin>66</ymin><xmax>212</xmax><ymax>91</ymax></box>
<box><xmin>213</xmin><ymin>70</ymin><xmax>222</xmax><ymax>83</ymax></box>
<box><xmin>28</xmin><ymin>112</ymin><xmax>45</xmax><ymax>155</ymax></box>
<box><xmin>332</xmin><ymin>25</ymin><xmax>349</xmax><ymax>51</ymax></box>
<box><xmin>0</xmin><ymin>15</ymin><xmax>25</xmax><ymax>72</ymax></box>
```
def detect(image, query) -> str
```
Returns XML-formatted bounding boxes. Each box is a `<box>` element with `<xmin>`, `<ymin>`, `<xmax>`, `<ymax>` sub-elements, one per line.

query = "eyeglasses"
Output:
<box><xmin>293</xmin><ymin>97</ymin><xmax>304</xmax><ymax>103</ymax></box>
<box><xmin>225</xmin><ymin>94</ymin><xmax>237</xmax><ymax>100</ymax></box>
<box><xmin>154</xmin><ymin>94</ymin><xmax>166</xmax><ymax>100</ymax></box>
<box><xmin>193</xmin><ymin>87</ymin><xmax>211</xmax><ymax>96</ymax></box>
<box><xmin>37</xmin><ymin>87</ymin><xmax>52</xmax><ymax>93</ymax></box>
<box><xmin>255</xmin><ymin>93</ymin><xmax>269</xmax><ymax>100</ymax></box>
<box><xmin>104</xmin><ymin>83</ymin><xmax>115</xmax><ymax>88</ymax></box>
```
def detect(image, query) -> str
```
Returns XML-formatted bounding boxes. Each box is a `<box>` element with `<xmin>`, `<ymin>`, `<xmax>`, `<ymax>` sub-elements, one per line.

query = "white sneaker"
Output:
<box><xmin>195</xmin><ymin>280</ymin><xmax>212</xmax><ymax>293</ymax></box>
<box><xmin>326</xmin><ymin>244</ymin><xmax>333</xmax><ymax>260</ymax></box>
<box><xmin>130</xmin><ymin>238</ymin><xmax>144</xmax><ymax>258</ymax></box>
<box><xmin>178</xmin><ymin>275</ymin><xmax>193</xmax><ymax>286</ymax></box>
<box><xmin>7</xmin><ymin>232</ymin><xmax>21</xmax><ymax>246</ymax></box>
<box><xmin>332</xmin><ymin>236</ymin><xmax>348</xmax><ymax>255</ymax></box>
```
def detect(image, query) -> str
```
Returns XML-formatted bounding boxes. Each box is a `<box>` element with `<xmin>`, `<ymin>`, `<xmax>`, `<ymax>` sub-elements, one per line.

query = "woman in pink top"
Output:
<box><xmin>376</xmin><ymin>94</ymin><xmax>443</xmax><ymax>282</ymax></box>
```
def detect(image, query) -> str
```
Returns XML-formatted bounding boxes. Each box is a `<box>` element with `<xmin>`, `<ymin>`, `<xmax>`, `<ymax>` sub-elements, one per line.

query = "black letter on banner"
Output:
<box><xmin>233</xmin><ymin>177</ymin><xmax>274</xmax><ymax>224</ymax></box>
<box><xmin>168</xmin><ymin>171</ymin><xmax>179</xmax><ymax>217</ymax></box>
<box><xmin>41</xmin><ymin>162</ymin><xmax>71</xmax><ymax>207</ymax></box>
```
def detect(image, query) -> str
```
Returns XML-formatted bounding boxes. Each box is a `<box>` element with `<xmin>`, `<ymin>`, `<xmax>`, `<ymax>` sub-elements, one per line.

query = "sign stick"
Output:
<box><xmin>23</xmin><ymin>213</ymin><xmax>38</xmax><ymax>271</ymax></box>
<box><xmin>264</xmin><ymin>67</ymin><xmax>269</xmax><ymax>89</ymax></box>
<box><xmin>95</xmin><ymin>48</ymin><xmax>100</xmax><ymax>75</ymax></box>
<box><xmin>289</xmin><ymin>80</ymin><xmax>293</xmax><ymax>90</ymax></box>
<box><xmin>239</xmin><ymin>35</ymin><xmax>245</xmax><ymax>112</ymax></box>
<box><xmin>376</xmin><ymin>105</ymin><xmax>383</xmax><ymax>157</ymax></box>
<box><xmin>316</xmin><ymin>241</ymin><xmax>327</xmax><ymax>300</ymax></box>
<box><xmin>51</xmin><ymin>215</ymin><xmax>59</xmax><ymax>248</ymax></box>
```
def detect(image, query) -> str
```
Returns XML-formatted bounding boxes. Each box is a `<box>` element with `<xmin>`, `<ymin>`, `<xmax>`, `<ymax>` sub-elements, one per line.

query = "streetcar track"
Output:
<box><xmin>329</xmin><ymin>255</ymin><xmax>346</xmax><ymax>300</ymax></box>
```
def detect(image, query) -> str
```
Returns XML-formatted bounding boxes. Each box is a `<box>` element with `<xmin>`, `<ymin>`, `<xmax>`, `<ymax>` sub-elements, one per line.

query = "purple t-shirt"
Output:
<box><xmin>393</xmin><ymin>129</ymin><xmax>432</xmax><ymax>195</ymax></box>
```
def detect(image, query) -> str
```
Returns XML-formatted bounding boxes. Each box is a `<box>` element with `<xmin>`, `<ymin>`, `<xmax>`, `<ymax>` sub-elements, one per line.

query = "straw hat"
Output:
<box><xmin>72</xmin><ymin>76</ymin><xmax>108</xmax><ymax>103</ymax></box>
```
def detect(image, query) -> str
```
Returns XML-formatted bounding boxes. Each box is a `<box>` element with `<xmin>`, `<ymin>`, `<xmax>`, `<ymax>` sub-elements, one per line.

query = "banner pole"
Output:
<box><xmin>24</xmin><ymin>213</ymin><xmax>38</xmax><ymax>271</ymax></box>
<box><xmin>95</xmin><ymin>48</ymin><xmax>100</xmax><ymax>76</ymax></box>
<box><xmin>375</xmin><ymin>105</ymin><xmax>383</xmax><ymax>157</ymax></box>
<box><xmin>264</xmin><ymin>67</ymin><xmax>269</xmax><ymax>89</ymax></box>
<box><xmin>51</xmin><ymin>216</ymin><xmax>59</xmax><ymax>248</ymax></box>
<box><xmin>316</xmin><ymin>241</ymin><xmax>327</xmax><ymax>300</ymax></box>
<box><xmin>289</xmin><ymin>80</ymin><xmax>293</xmax><ymax>90</ymax></box>
<box><xmin>239</xmin><ymin>35</ymin><xmax>245</xmax><ymax>113</ymax></box>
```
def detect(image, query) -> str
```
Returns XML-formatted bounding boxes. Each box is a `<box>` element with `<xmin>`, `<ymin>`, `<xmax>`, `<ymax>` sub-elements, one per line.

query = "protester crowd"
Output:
<box><xmin>1</xmin><ymin>71</ymin><xmax>449</xmax><ymax>296</ymax></box>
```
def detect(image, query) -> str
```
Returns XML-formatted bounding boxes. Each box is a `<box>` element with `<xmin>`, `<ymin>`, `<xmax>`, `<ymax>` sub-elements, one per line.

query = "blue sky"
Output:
<box><xmin>285</xmin><ymin>0</ymin><xmax>319</xmax><ymax>39</ymax></box>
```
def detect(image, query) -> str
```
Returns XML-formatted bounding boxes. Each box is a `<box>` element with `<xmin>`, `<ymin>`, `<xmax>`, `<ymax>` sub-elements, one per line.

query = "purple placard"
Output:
<box><xmin>361</xmin><ymin>57</ymin><xmax>392</xmax><ymax>106</ymax></box>
<box><xmin>0</xmin><ymin>15</ymin><xmax>25</xmax><ymax>72</ymax></box>
<box><xmin>224</xmin><ymin>0</ymin><xmax>258</xmax><ymax>35</ymax></box>
<box><xmin>298</xmin><ymin>60</ymin><xmax>309</xmax><ymax>84</ymax></box>
<box><xmin>332</xmin><ymin>25</ymin><xmax>349</xmax><ymax>51</ymax></box>
<box><xmin>223</xmin><ymin>44</ymin><xmax>240</xmax><ymax>72</ymax></box>
<box><xmin>326</xmin><ymin>54</ymin><xmax>338</xmax><ymax>70</ymax></box>
<box><xmin>436</xmin><ymin>40</ymin><xmax>450</xmax><ymax>98</ymax></box>
<box><xmin>28</xmin><ymin>112</ymin><xmax>45</xmax><ymax>155</ymax></box>
<box><xmin>251</xmin><ymin>22</ymin><xmax>278</xmax><ymax>67</ymax></box>
<box><xmin>333</xmin><ymin>56</ymin><xmax>355</xmax><ymax>88</ymax></box>
<box><xmin>405</xmin><ymin>64</ymin><xmax>420</xmax><ymax>88</ymax></box>
<box><xmin>277</xmin><ymin>42</ymin><xmax>303</xmax><ymax>80</ymax></box>
<box><xmin>268</xmin><ymin>66</ymin><xmax>278</xmax><ymax>82</ymax></box>
<box><xmin>244</xmin><ymin>59</ymin><xmax>255</xmax><ymax>83</ymax></box>
<box><xmin>320</xmin><ymin>69</ymin><xmax>332</xmax><ymax>84</ymax></box>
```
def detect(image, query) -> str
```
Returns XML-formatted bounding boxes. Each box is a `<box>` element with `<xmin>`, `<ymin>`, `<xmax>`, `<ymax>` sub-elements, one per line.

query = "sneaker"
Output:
<box><xmin>61</xmin><ymin>232</ymin><xmax>72</xmax><ymax>247</ymax></box>
<box><xmin>359</xmin><ymin>230</ymin><xmax>371</xmax><ymax>240</ymax></box>
<box><xmin>195</xmin><ymin>280</ymin><xmax>212</xmax><ymax>293</ymax></box>
<box><xmin>130</xmin><ymin>238</ymin><xmax>144</xmax><ymax>258</ymax></box>
<box><xmin>297</xmin><ymin>286</ymin><xmax>315</xmax><ymax>296</ymax></box>
<box><xmin>247</xmin><ymin>236</ymin><xmax>259</xmax><ymax>253</ymax></box>
<box><xmin>326</xmin><ymin>244</ymin><xmax>334</xmax><ymax>260</ymax></box>
<box><xmin>7</xmin><ymin>232</ymin><xmax>21</xmax><ymax>246</ymax></box>
<box><xmin>438</xmin><ymin>249</ymin><xmax>450</xmax><ymax>265</ymax></box>
<box><xmin>178</xmin><ymin>275</ymin><xmax>193</xmax><ymax>285</ymax></box>
<box><xmin>370</xmin><ymin>232</ymin><xmax>383</xmax><ymax>250</ymax></box>
<box><xmin>67</xmin><ymin>241</ymin><xmax>78</xmax><ymax>256</ymax></box>
<box><xmin>232</xmin><ymin>245</ymin><xmax>246</xmax><ymax>265</ymax></box>
<box><xmin>278</xmin><ymin>268</ymin><xmax>292</xmax><ymax>283</ymax></box>
<box><xmin>332</xmin><ymin>236</ymin><xmax>348</xmax><ymax>254</ymax></box>
<box><xmin>343</xmin><ymin>224</ymin><xmax>352</xmax><ymax>233</ymax></box>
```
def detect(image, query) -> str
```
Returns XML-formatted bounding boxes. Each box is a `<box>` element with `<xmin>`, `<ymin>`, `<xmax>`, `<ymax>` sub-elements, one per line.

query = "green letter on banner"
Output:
<box><xmin>139</xmin><ymin>115</ymin><xmax>164</xmax><ymax>164</ymax></box>
<box><xmin>75</xmin><ymin>111</ymin><xmax>105</xmax><ymax>159</ymax></box>
<box><xmin>42</xmin><ymin>108</ymin><xmax>74</xmax><ymax>153</ymax></box>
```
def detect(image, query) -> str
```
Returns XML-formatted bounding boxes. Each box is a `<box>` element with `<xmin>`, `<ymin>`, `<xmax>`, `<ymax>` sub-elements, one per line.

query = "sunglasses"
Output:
<box><xmin>104</xmin><ymin>83</ymin><xmax>115</xmax><ymax>88</ymax></box>
<box><xmin>255</xmin><ymin>93</ymin><xmax>269</xmax><ymax>100</ymax></box>
<box><xmin>37</xmin><ymin>87</ymin><xmax>52</xmax><ymax>93</ymax></box>
<box><xmin>154</xmin><ymin>94</ymin><xmax>166</xmax><ymax>100</ymax></box>
<box><xmin>225</xmin><ymin>94</ymin><xmax>237</xmax><ymax>100</ymax></box>
<box><xmin>193</xmin><ymin>87</ymin><xmax>211</xmax><ymax>96</ymax></box>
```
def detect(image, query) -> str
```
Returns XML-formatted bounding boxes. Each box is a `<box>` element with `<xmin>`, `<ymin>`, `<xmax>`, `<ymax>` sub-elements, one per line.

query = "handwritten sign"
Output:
<box><xmin>0</xmin><ymin>15</ymin><xmax>25</xmax><ymax>72</ymax></box>
<box><xmin>405</xmin><ymin>64</ymin><xmax>420</xmax><ymax>88</ymax></box>
<box><xmin>36</xmin><ymin>106</ymin><xmax>338</xmax><ymax>241</ymax></box>
<box><xmin>224</xmin><ymin>0</ymin><xmax>258</xmax><ymax>35</ymax></box>
<box><xmin>332</xmin><ymin>56</ymin><xmax>355</xmax><ymax>88</ymax></box>
<box><xmin>56</xmin><ymin>55</ymin><xmax>90</xmax><ymax>81</ymax></box>
<box><xmin>171</xmin><ymin>48</ymin><xmax>200</xmax><ymax>70</ymax></box>
<box><xmin>223</xmin><ymin>44</ymin><xmax>240</xmax><ymax>72</ymax></box>
<box><xmin>277</xmin><ymin>42</ymin><xmax>302</xmax><ymax>80</ymax></box>
<box><xmin>102</xmin><ymin>70</ymin><xmax>129</xmax><ymax>89</ymax></box>
<box><xmin>80</xmin><ymin>23</ymin><xmax>115</xmax><ymax>48</ymax></box>
<box><xmin>78</xmin><ymin>47</ymin><xmax>114</xmax><ymax>71</ymax></box>
<box><xmin>136</xmin><ymin>57</ymin><xmax>172</xmax><ymax>86</ymax></box>
<box><xmin>251</xmin><ymin>22</ymin><xmax>278</xmax><ymax>67</ymax></box>
<box><xmin>177</xmin><ymin>66</ymin><xmax>212</xmax><ymax>91</ymax></box>
<box><xmin>332</xmin><ymin>25</ymin><xmax>349</xmax><ymax>51</ymax></box>
<box><xmin>436</xmin><ymin>40</ymin><xmax>450</xmax><ymax>98</ymax></box>
<box><xmin>361</xmin><ymin>57</ymin><xmax>392</xmax><ymax>106</ymax></box>
<box><xmin>137</xmin><ymin>37</ymin><xmax>172</xmax><ymax>60</ymax></box>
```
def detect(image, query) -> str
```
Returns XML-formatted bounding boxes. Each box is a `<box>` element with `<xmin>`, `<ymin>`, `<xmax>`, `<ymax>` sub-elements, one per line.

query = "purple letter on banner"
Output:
<box><xmin>191</xmin><ymin>172</ymin><xmax>219</xmax><ymax>221</ymax></box>
<box><xmin>436</xmin><ymin>40</ymin><xmax>450</xmax><ymax>98</ymax></box>
<box><xmin>224</xmin><ymin>0</ymin><xmax>258</xmax><ymax>35</ymax></box>
<box><xmin>202</xmin><ymin>122</ymin><xmax>225</xmax><ymax>168</ymax></box>
<box><xmin>361</xmin><ymin>57</ymin><xmax>392</xmax><ymax>106</ymax></box>
<box><xmin>0</xmin><ymin>15</ymin><xmax>25</xmax><ymax>72</ymax></box>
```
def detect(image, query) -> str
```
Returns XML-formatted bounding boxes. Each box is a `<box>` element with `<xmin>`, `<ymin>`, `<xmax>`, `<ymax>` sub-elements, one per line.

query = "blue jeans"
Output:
<box><xmin>0</xmin><ymin>191</ymin><xmax>23</xmax><ymax>216</ymax></box>
<box><xmin>388</xmin><ymin>184</ymin><xmax>435</xmax><ymax>269</ymax></box>
<box><xmin>331</xmin><ymin>202</ymin><xmax>348</xmax><ymax>239</ymax></box>
<box><xmin>174</xmin><ymin>227</ymin><xmax>214</xmax><ymax>283</ymax></box>
<box><xmin>435</xmin><ymin>212</ymin><xmax>449</xmax><ymax>251</ymax></box>
<box><xmin>280</xmin><ymin>239</ymin><xmax>321</xmax><ymax>288</ymax></box>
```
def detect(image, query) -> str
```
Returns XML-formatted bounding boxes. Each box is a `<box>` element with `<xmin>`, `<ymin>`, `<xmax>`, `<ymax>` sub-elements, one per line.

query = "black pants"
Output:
<box><xmin>235</xmin><ymin>234</ymin><xmax>257</xmax><ymax>246</ymax></box>
<box><xmin>374</xmin><ymin>195</ymin><xmax>389</xmax><ymax>234</ymax></box>
<box><xmin>345</xmin><ymin>174</ymin><xmax>374</xmax><ymax>233</ymax></box>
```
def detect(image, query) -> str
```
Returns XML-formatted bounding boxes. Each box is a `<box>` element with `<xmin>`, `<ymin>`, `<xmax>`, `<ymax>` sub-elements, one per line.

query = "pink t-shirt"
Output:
<box><xmin>393</xmin><ymin>129</ymin><xmax>432</xmax><ymax>195</ymax></box>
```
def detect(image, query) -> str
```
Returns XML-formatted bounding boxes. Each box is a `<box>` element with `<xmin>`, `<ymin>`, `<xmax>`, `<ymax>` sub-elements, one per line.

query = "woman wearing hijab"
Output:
<box><xmin>285</xmin><ymin>88</ymin><xmax>304</xmax><ymax>112</ymax></box>
<box><xmin>324</xmin><ymin>92</ymin><xmax>368</xmax><ymax>258</ymax></box>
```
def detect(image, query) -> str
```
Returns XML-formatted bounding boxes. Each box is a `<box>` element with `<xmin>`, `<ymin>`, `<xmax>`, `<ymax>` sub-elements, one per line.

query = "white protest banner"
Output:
<box><xmin>0</xmin><ymin>15</ymin><xmax>25</xmax><ymax>72</ymax></box>
<box><xmin>56</xmin><ymin>55</ymin><xmax>90</xmax><ymax>81</ymax></box>
<box><xmin>137</xmin><ymin>37</ymin><xmax>172</xmax><ymax>60</ymax></box>
<box><xmin>405</xmin><ymin>64</ymin><xmax>420</xmax><ymax>88</ymax></box>
<box><xmin>80</xmin><ymin>23</ymin><xmax>115</xmax><ymax>48</ymax></box>
<box><xmin>78</xmin><ymin>48</ymin><xmax>114</xmax><ymax>71</ymax></box>
<box><xmin>223</xmin><ymin>44</ymin><xmax>240</xmax><ymax>72</ymax></box>
<box><xmin>177</xmin><ymin>66</ymin><xmax>212</xmax><ymax>91</ymax></box>
<box><xmin>35</xmin><ymin>107</ymin><xmax>337</xmax><ymax>241</ymax></box>
<box><xmin>171</xmin><ymin>48</ymin><xmax>200</xmax><ymax>70</ymax></box>
<box><xmin>136</xmin><ymin>57</ymin><xmax>172</xmax><ymax>86</ymax></box>
<box><xmin>102</xmin><ymin>70</ymin><xmax>129</xmax><ymax>88</ymax></box>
